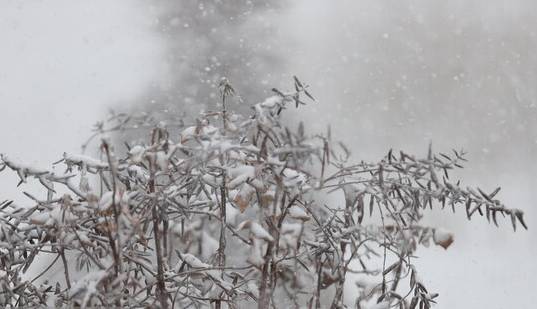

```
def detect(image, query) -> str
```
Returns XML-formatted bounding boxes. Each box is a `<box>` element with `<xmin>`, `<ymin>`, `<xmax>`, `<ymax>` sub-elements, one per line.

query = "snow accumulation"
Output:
<box><xmin>433</xmin><ymin>227</ymin><xmax>454</xmax><ymax>249</ymax></box>
<box><xmin>260</xmin><ymin>95</ymin><xmax>283</xmax><ymax>108</ymax></box>
<box><xmin>63</xmin><ymin>153</ymin><xmax>108</xmax><ymax>169</ymax></box>
<box><xmin>127</xmin><ymin>145</ymin><xmax>146</xmax><ymax>163</ymax></box>
<box><xmin>70</xmin><ymin>270</ymin><xmax>108</xmax><ymax>300</ymax></box>
<box><xmin>233</xmin><ymin>183</ymin><xmax>256</xmax><ymax>212</ymax></box>
<box><xmin>97</xmin><ymin>190</ymin><xmax>131</xmax><ymax>211</ymax></box>
<box><xmin>227</xmin><ymin>165</ymin><xmax>256</xmax><ymax>189</ymax></box>
<box><xmin>178</xmin><ymin>253</ymin><xmax>234</xmax><ymax>292</ymax></box>
<box><xmin>180</xmin><ymin>124</ymin><xmax>218</xmax><ymax>143</ymax></box>
<box><xmin>280</xmin><ymin>222</ymin><xmax>303</xmax><ymax>250</ymax></box>
<box><xmin>248</xmin><ymin>238</ymin><xmax>266</xmax><ymax>267</ymax></box>
<box><xmin>1</xmin><ymin>154</ymin><xmax>51</xmax><ymax>183</ymax></box>
<box><xmin>287</xmin><ymin>205</ymin><xmax>310</xmax><ymax>221</ymax></box>
<box><xmin>237</xmin><ymin>220</ymin><xmax>274</xmax><ymax>242</ymax></box>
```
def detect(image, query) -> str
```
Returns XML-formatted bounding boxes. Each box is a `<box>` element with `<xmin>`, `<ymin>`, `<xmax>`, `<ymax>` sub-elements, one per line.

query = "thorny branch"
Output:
<box><xmin>0</xmin><ymin>78</ymin><xmax>527</xmax><ymax>308</ymax></box>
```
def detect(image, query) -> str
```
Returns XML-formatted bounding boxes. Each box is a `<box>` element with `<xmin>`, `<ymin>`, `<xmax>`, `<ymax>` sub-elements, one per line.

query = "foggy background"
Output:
<box><xmin>1</xmin><ymin>1</ymin><xmax>535</xmax><ymax>308</ymax></box>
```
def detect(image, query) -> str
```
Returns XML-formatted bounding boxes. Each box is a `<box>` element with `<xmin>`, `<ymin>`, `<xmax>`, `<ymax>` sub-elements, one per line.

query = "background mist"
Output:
<box><xmin>1</xmin><ymin>1</ymin><xmax>535</xmax><ymax>308</ymax></box>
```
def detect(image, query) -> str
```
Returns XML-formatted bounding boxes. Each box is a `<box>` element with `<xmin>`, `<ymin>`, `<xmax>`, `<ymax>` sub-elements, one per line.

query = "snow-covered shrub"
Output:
<box><xmin>0</xmin><ymin>78</ymin><xmax>527</xmax><ymax>308</ymax></box>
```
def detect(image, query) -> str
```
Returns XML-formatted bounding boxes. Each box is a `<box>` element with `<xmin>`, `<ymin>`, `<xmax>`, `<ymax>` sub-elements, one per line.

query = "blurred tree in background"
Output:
<box><xmin>125</xmin><ymin>1</ymin><xmax>284</xmax><ymax>125</ymax></box>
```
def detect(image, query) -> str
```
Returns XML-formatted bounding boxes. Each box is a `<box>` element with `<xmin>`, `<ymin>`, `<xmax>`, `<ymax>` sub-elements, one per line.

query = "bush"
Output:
<box><xmin>0</xmin><ymin>78</ymin><xmax>526</xmax><ymax>308</ymax></box>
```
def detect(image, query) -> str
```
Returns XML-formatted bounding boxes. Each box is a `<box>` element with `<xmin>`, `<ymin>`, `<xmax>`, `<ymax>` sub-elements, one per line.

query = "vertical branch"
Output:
<box><xmin>315</xmin><ymin>257</ymin><xmax>323</xmax><ymax>309</ymax></box>
<box><xmin>149</xmin><ymin>131</ymin><xmax>168</xmax><ymax>309</ymax></box>
<box><xmin>221</xmin><ymin>89</ymin><xmax>227</xmax><ymax>132</ymax></box>
<box><xmin>215</xmin><ymin>78</ymin><xmax>230</xmax><ymax>306</ymax></box>
<box><xmin>163</xmin><ymin>217</ymin><xmax>169</xmax><ymax>262</ymax></box>
<box><xmin>151</xmin><ymin>197</ymin><xmax>168</xmax><ymax>309</ymax></box>
<box><xmin>101</xmin><ymin>141</ymin><xmax>119</xmax><ymax>227</ymax></box>
<box><xmin>101</xmin><ymin>140</ymin><xmax>123</xmax><ymax>274</ymax></box>
<box><xmin>258</xmin><ymin>242</ymin><xmax>274</xmax><ymax>309</ymax></box>
<box><xmin>216</xmin><ymin>174</ymin><xmax>227</xmax><ymax>309</ymax></box>
<box><xmin>389</xmin><ymin>257</ymin><xmax>404</xmax><ymax>293</ymax></box>
<box><xmin>219</xmin><ymin>77</ymin><xmax>235</xmax><ymax>133</ymax></box>
<box><xmin>258</xmin><ymin>181</ymin><xmax>282</xmax><ymax>309</ymax></box>
<box><xmin>330</xmin><ymin>187</ymin><xmax>354</xmax><ymax>308</ymax></box>
<box><xmin>217</xmin><ymin>176</ymin><xmax>227</xmax><ymax>268</ymax></box>
<box><xmin>59</xmin><ymin>250</ymin><xmax>71</xmax><ymax>290</ymax></box>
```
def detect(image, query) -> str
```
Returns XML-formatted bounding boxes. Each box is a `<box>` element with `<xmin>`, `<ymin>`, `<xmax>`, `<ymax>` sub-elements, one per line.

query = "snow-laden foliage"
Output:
<box><xmin>0</xmin><ymin>78</ymin><xmax>527</xmax><ymax>308</ymax></box>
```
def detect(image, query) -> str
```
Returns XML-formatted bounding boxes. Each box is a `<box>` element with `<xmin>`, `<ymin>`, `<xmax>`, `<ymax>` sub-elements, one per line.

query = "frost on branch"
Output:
<box><xmin>0</xmin><ymin>78</ymin><xmax>527</xmax><ymax>308</ymax></box>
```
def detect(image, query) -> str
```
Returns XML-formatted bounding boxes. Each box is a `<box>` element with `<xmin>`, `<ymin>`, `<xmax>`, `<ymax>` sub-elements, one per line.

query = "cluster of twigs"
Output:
<box><xmin>0</xmin><ymin>78</ymin><xmax>526</xmax><ymax>308</ymax></box>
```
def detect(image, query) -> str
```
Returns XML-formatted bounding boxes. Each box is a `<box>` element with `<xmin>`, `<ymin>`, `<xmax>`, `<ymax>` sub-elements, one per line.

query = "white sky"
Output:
<box><xmin>0</xmin><ymin>0</ymin><xmax>163</xmax><ymax>162</ymax></box>
<box><xmin>0</xmin><ymin>1</ymin><xmax>534</xmax><ymax>308</ymax></box>
<box><xmin>0</xmin><ymin>0</ymin><xmax>165</xmax><ymax>202</ymax></box>
<box><xmin>282</xmin><ymin>1</ymin><xmax>537</xmax><ymax>308</ymax></box>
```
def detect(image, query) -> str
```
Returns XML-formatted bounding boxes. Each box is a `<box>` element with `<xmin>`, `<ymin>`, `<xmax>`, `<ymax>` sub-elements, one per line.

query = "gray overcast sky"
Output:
<box><xmin>0</xmin><ymin>1</ymin><xmax>535</xmax><ymax>308</ymax></box>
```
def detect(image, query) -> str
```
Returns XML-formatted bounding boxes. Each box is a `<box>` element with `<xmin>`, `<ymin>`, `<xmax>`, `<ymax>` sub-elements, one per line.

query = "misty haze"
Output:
<box><xmin>0</xmin><ymin>1</ymin><xmax>535</xmax><ymax>308</ymax></box>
